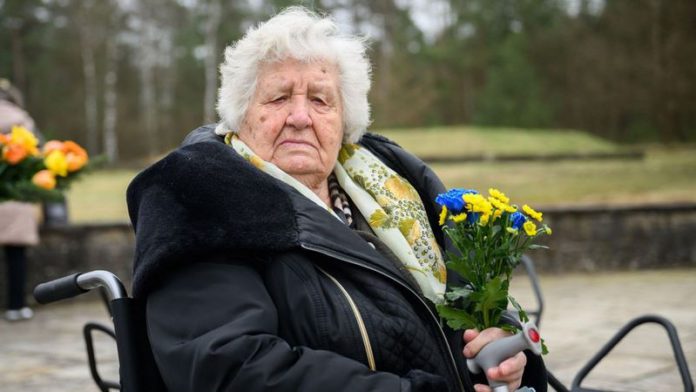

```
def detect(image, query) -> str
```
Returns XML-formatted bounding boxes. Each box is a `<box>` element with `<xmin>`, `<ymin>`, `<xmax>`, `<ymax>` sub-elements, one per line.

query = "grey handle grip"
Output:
<box><xmin>34</xmin><ymin>270</ymin><xmax>127</xmax><ymax>304</ymax></box>
<box><xmin>466</xmin><ymin>322</ymin><xmax>543</xmax><ymax>392</ymax></box>
<box><xmin>33</xmin><ymin>273</ymin><xmax>86</xmax><ymax>304</ymax></box>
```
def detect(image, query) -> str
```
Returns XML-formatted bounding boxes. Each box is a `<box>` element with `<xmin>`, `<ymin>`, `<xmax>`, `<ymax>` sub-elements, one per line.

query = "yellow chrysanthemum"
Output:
<box><xmin>451</xmin><ymin>213</ymin><xmax>467</xmax><ymax>223</ymax></box>
<box><xmin>44</xmin><ymin>150</ymin><xmax>69</xmax><ymax>177</ymax></box>
<box><xmin>463</xmin><ymin>194</ymin><xmax>493</xmax><ymax>215</ymax></box>
<box><xmin>438</xmin><ymin>206</ymin><xmax>448</xmax><ymax>226</ymax></box>
<box><xmin>523</xmin><ymin>221</ymin><xmax>537</xmax><ymax>236</ymax></box>
<box><xmin>523</xmin><ymin>204</ymin><xmax>543</xmax><ymax>222</ymax></box>
<box><xmin>488</xmin><ymin>197</ymin><xmax>516</xmax><ymax>214</ymax></box>
<box><xmin>10</xmin><ymin>125</ymin><xmax>39</xmax><ymax>155</ymax></box>
<box><xmin>488</xmin><ymin>188</ymin><xmax>510</xmax><ymax>204</ymax></box>
<box><xmin>544</xmin><ymin>226</ymin><xmax>552</xmax><ymax>235</ymax></box>
<box><xmin>493</xmin><ymin>209</ymin><xmax>502</xmax><ymax>220</ymax></box>
<box><xmin>479</xmin><ymin>214</ymin><xmax>490</xmax><ymax>226</ymax></box>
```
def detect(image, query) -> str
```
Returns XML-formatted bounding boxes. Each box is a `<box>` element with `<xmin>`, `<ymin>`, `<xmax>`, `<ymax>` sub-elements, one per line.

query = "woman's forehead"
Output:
<box><xmin>258</xmin><ymin>59</ymin><xmax>339</xmax><ymax>83</ymax></box>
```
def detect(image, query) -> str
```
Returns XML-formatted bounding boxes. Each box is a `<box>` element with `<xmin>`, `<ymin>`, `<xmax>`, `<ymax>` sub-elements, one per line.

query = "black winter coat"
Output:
<box><xmin>127</xmin><ymin>125</ymin><xmax>547</xmax><ymax>392</ymax></box>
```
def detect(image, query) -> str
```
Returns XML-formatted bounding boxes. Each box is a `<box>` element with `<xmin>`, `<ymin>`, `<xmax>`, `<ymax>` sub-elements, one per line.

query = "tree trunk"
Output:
<box><xmin>80</xmin><ymin>24</ymin><xmax>100</xmax><ymax>154</ymax></box>
<box><xmin>159</xmin><ymin>27</ymin><xmax>176</xmax><ymax>148</ymax></box>
<box><xmin>139</xmin><ymin>22</ymin><xmax>159</xmax><ymax>157</ymax></box>
<box><xmin>102</xmin><ymin>20</ymin><xmax>119</xmax><ymax>163</ymax></box>
<box><xmin>9</xmin><ymin>25</ymin><xmax>26</xmax><ymax>96</ymax></box>
<box><xmin>203</xmin><ymin>0</ymin><xmax>222</xmax><ymax>124</ymax></box>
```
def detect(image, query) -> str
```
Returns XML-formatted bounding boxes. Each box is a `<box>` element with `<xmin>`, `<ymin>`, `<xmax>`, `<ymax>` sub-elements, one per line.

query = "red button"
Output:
<box><xmin>528</xmin><ymin>328</ymin><xmax>540</xmax><ymax>343</ymax></box>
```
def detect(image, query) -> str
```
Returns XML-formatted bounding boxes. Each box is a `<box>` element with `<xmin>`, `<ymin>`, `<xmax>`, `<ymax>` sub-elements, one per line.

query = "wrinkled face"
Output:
<box><xmin>238</xmin><ymin>58</ymin><xmax>343</xmax><ymax>185</ymax></box>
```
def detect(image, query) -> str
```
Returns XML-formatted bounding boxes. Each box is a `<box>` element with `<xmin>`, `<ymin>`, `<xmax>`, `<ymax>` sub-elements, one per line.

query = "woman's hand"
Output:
<box><xmin>462</xmin><ymin>328</ymin><xmax>527</xmax><ymax>392</ymax></box>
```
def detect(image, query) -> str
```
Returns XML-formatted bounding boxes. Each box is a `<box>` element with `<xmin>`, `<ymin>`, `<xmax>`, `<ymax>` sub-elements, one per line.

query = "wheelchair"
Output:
<box><xmin>33</xmin><ymin>256</ymin><xmax>694</xmax><ymax>392</ymax></box>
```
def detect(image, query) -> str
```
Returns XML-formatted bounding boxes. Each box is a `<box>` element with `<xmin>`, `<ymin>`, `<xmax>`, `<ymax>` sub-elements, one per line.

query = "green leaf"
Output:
<box><xmin>470</xmin><ymin>276</ymin><xmax>509</xmax><ymax>328</ymax></box>
<box><xmin>541</xmin><ymin>339</ymin><xmax>549</xmax><ymax>355</ymax></box>
<box><xmin>444</xmin><ymin>286</ymin><xmax>473</xmax><ymax>302</ymax></box>
<box><xmin>508</xmin><ymin>295</ymin><xmax>529</xmax><ymax>323</ymax></box>
<box><xmin>445</xmin><ymin>257</ymin><xmax>476</xmax><ymax>285</ymax></box>
<box><xmin>436</xmin><ymin>305</ymin><xmax>478</xmax><ymax>330</ymax></box>
<box><xmin>528</xmin><ymin>244</ymin><xmax>549</xmax><ymax>250</ymax></box>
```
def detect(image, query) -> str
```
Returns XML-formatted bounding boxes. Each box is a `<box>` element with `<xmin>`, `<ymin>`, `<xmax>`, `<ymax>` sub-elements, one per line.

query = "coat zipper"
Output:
<box><xmin>317</xmin><ymin>266</ymin><xmax>377</xmax><ymax>371</ymax></box>
<box><xmin>302</xmin><ymin>244</ymin><xmax>466</xmax><ymax>392</ymax></box>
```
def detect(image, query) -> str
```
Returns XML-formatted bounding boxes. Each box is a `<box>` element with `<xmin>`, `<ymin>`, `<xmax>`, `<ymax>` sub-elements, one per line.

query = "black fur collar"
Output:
<box><xmin>127</xmin><ymin>126</ymin><xmax>444</xmax><ymax>298</ymax></box>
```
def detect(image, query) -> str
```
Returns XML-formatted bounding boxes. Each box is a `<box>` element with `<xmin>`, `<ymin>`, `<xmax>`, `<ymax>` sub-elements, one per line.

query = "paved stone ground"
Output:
<box><xmin>1</xmin><ymin>269</ymin><xmax>694</xmax><ymax>392</ymax></box>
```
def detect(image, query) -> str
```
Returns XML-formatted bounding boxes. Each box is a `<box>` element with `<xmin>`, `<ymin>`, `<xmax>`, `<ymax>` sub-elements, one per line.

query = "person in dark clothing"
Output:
<box><xmin>127</xmin><ymin>7</ymin><xmax>547</xmax><ymax>392</ymax></box>
<box><xmin>0</xmin><ymin>78</ymin><xmax>38</xmax><ymax>321</ymax></box>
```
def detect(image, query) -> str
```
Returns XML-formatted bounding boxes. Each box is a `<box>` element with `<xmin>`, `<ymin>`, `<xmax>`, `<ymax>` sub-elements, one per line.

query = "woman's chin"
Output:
<box><xmin>275</xmin><ymin>157</ymin><xmax>323</xmax><ymax>178</ymax></box>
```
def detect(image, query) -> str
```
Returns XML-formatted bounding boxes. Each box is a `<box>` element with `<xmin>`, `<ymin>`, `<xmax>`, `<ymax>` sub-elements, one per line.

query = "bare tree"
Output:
<box><xmin>78</xmin><ymin>19</ymin><xmax>100</xmax><ymax>154</ymax></box>
<box><xmin>203</xmin><ymin>0</ymin><xmax>222</xmax><ymax>124</ymax></box>
<box><xmin>102</xmin><ymin>5</ymin><xmax>120</xmax><ymax>163</ymax></box>
<box><xmin>133</xmin><ymin>5</ymin><xmax>160</xmax><ymax>157</ymax></box>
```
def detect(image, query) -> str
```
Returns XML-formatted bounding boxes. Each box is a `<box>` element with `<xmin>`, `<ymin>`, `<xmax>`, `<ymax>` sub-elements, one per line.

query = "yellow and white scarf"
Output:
<box><xmin>226</xmin><ymin>134</ymin><xmax>446</xmax><ymax>304</ymax></box>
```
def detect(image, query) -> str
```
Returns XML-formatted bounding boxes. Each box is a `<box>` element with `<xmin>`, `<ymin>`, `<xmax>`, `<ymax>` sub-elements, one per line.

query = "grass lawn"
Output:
<box><xmin>66</xmin><ymin>169</ymin><xmax>135</xmax><ymax>222</ymax></box>
<box><xmin>65</xmin><ymin>127</ymin><xmax>696</xmax><ymax>222</ymax></box>
<box><xmin>431</xmin><ymin>145</ymin><xmax>696</xmax><ymax>206</ymax></box>
<box><xmin>378</xmin><ymin>125</ymin><xmax>620</xmax><ymax>157</ymax></box>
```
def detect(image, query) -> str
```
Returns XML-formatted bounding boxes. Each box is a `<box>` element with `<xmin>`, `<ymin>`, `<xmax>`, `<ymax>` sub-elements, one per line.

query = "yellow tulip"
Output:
<box><xmin>45</xmin><ymin>150</ymin><xmax>69</xmax><ymax>177</ymax></box>
<box><xmin>10</xmin><ymin>126</ymin><xmax>39</xmax><ymax>155</ymax></box>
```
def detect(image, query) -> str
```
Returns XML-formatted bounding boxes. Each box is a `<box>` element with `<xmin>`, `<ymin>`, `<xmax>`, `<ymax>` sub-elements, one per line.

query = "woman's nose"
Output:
<box><xmin>286</xmin><ymin>97</ymin><xmax>313</xmax><ymax>129</ymax></box>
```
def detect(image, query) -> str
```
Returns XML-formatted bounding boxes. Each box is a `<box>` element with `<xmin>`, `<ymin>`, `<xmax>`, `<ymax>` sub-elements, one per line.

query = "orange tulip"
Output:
<box><xmin>2</xmin><ymin>144</ymin><xmax>28</xmax><ymax>164</ymax></box>
<box><xmin>66</xmin><ymin>152</ymin><xmax>88</xmax><ymax>172</ymax></box>
<box><xmin>42</xmin><ymin>140</ymin><xmax>65</xmax><ymax>155</ymax></box>
<box><xmin>32</xmin><ymin>169</ymin><xmax>57</xmax><ymax>190</ymax></box>
<box><xmin>63</xmin><ymin>140</ymin><xmax>89</xmax><ymax>172</ymax></box>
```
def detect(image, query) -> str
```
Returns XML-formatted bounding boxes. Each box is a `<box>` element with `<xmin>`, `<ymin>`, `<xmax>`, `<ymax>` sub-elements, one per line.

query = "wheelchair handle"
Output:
<box><xmin>467</xmin><ymin>321</ymin><xmax>543</xmax><ymax>392</ymax></box>
<box><xmin>34</xmin><ymin>270</ymin><xmax>127</xmax><ymax>304</ymax></box>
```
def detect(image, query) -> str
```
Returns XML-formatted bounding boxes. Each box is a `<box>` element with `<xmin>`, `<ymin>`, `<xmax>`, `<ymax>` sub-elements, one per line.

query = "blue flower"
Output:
<box><xmin>510</xmin><ymin>211</ymin><xmax>527</xmax><ymax>230</ymax></box>
<box><xmin>435</xmin><ymin>188</ymin><xmax>478</xmax><ymax>213</ymax></box>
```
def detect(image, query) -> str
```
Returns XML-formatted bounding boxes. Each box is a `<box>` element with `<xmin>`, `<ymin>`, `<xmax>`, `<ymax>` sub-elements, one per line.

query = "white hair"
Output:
<box><xmin>215</xmin><ymin>7</ymin><xmax>372</xmax><ymax>143</ymax></box>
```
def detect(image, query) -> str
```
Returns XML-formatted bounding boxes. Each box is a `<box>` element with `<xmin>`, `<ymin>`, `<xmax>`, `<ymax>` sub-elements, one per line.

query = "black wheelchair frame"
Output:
<box><xmin>33</xmin><ymin>258</ymin><xmax>694</xmax><ymax>392</ymax></box>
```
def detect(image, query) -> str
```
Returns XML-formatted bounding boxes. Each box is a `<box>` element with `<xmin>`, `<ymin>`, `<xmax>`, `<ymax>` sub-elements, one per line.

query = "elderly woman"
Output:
<box><xmin>127</xmin><ymin>7</ymin><xmax>546</xmax><ymax>392</ymax></box>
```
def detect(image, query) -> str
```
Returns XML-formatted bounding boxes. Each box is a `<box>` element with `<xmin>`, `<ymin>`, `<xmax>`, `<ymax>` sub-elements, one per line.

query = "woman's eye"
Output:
<box><xmin>311</xmin><ymin>97</ymin><xmax>326</xmax><ymax>105</ymax></box>
<box><xmin>271</xmin><ymin>96</ymin><xmax>287</xmax><ymax>103</ymax></box>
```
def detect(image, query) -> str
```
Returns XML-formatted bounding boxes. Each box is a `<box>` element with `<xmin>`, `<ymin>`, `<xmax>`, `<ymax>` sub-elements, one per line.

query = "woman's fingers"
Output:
<box><xmin>463</xmin><ymin>328</ymin><xmax>527</xmax><ymax>390</ymax></box>
<box><xmin>462</xmin><ymin>327</ymin><xmax>510</xmax><ymax>358</ymax></box>
<box><xmin>486</xmin><ymin>351</ymin><xmax>527</xmax><ymax>390</ymax></box>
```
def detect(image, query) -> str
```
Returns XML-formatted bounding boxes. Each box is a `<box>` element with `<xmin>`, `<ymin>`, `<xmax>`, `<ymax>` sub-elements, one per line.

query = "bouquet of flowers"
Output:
<box><xmin>435</xmin><ymin>187</ymin><xmax>550</xmax><ymax>351</ymax></box>
<box><xmin>0</xmin><ymin>125</ymin><xmax>89</xmax><ymax>202</ymax></box>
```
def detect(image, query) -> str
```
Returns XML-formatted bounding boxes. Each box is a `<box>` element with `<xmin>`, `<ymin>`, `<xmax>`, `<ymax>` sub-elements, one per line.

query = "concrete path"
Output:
<box><xmin>1</xmin><ymin>269</ymin><xmax>694</xmax><ymax>392</ymax></box>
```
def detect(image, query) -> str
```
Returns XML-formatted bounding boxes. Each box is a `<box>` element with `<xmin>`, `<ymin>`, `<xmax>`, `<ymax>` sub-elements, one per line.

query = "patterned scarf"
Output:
<box><xmin>225</xmin><ymin>134</ymin><xmax>446</xmax><ymax>303</ymax></box>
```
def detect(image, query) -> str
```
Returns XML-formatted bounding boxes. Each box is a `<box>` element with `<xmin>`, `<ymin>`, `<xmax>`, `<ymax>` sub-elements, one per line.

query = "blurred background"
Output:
<box><xmin>2</xmin><ymin>0</ymin><xmax>696</xmax><ymax>221</ymax></box>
